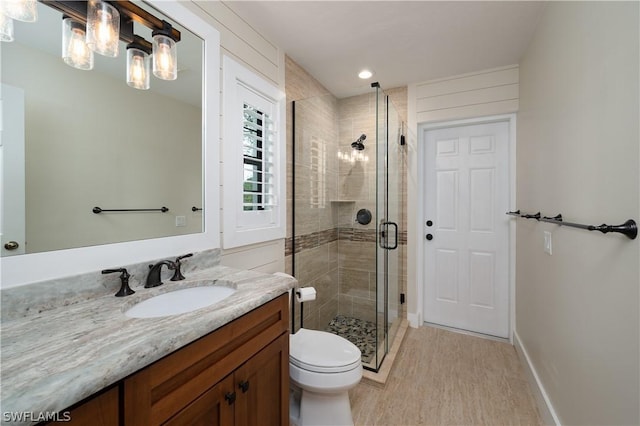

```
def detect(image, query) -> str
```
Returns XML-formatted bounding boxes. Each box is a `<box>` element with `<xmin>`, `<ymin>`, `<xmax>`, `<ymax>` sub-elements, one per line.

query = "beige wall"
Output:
<box><xmin>516</xmin><ymin>2</ymin><xmax>639</xmax><ymax>424</ymax></box>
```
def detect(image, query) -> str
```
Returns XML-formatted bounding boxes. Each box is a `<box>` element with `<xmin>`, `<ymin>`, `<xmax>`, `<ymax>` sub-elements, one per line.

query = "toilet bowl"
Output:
<box><xmin>271</xmin><ymin>274</ymin><xmax>363</xmax><ymax>425</ymax></box>
<box><xmin>289</xmin><ymin>328</ymin><xmax>363</xmax><ymax>426</ymax></box>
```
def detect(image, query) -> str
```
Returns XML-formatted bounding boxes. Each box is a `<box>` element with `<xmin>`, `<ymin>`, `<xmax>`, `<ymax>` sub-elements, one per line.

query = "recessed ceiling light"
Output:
<box><xmin>358</xmin><ymin>69</ymin><xmax>373</xmax><ymax>79</ymax></box>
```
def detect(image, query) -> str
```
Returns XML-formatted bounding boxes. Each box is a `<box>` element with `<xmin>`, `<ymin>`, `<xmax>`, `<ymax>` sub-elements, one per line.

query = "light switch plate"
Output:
<box><xmin>176</xmin><ymin>216</ymin><xmax>186</xmax><ymax>227</ymax></box>
<box><xmin>544</xmin><ymin>231</ymin><xmax>552</xmax><ymax>255</ymax></box>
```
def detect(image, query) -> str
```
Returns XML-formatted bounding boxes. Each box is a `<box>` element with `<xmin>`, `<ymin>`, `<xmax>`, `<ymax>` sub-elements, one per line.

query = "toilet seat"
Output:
<box><xmin>290</xmin><ymin>328</ymin><xmax>361</xmax><ymax>373</ymax></box>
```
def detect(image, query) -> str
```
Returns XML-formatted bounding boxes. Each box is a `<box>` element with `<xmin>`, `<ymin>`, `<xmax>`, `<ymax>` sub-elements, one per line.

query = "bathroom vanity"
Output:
<box><xmin>46</xmin><ymin>295</ymin><xmax>288</xmax><ymax>426</ymax></box>
<box><xmin>124</xmin><ymin>294</ymin><xmax>288</xmax><ymax>425</ymax></box>
<box><xmin>1</xmin><ymin>264</ymin><xmax>294</xmax><ymax>426</ymax></box>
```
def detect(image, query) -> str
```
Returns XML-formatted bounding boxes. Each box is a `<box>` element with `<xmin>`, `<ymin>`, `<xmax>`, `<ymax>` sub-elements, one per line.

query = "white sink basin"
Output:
<box><xmin>125</xmin><ymin>286</ymin><xmax>236</xmax><ymax>318</ymax></box>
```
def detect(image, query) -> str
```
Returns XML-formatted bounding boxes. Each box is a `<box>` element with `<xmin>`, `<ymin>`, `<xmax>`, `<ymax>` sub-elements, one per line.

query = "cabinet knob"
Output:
<box><xmin>225</xmin><ymin>391</ymin><xmax>236</xmax><ymax>405</ymax></box>
<box><xmin>239</xmin><ymin>380</ymin><xmax>250</xmax><ymax>393</ymax></box>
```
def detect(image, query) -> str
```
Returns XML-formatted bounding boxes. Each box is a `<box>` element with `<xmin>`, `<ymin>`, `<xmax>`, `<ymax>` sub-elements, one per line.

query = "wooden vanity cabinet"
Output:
<box><xmin>44</xmin><ymin>385</ymin><xmax>119</xmax><ymax>426</ymax></box>
<box><xmin>164</xmin><ymin>334</ymin><xmax>288</xmax><ymax>426</ymax></box>
<box><xmin>124</xmin><ymin>293</ymin><xmax>289</xmax><ymax>426</ymax></box>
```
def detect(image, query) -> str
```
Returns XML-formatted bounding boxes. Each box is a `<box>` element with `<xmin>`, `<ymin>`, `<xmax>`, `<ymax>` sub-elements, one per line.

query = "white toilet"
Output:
<box><xmin>289</xmin><ymin>327</ymin><xmax>363</xmax><ymax>426</ymax></box>
<box><xmin>272</xmin><ymin>274</ymin><xmax>363</xmax><ymax>425</ymax></box>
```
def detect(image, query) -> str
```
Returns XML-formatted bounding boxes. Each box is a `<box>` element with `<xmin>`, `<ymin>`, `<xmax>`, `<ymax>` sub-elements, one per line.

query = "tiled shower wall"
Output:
<box><xmin>336</xmin><ymin>92</ymin><xmax>379</xmax><ymax>324</ymax></box>
<box><xmin>285</xmin><ymin>56</ymin><xmax>340</xmax><ymax>330</ymax></box>
<box><xmin>285</xmin><ymin>55</ymin><xmax>408</xmax><ymax>331</ymax></box>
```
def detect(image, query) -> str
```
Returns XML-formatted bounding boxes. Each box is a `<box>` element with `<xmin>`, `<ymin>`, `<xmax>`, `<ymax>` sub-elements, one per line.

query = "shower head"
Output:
<box><xmin>351</xmin><ymin>134</ymin><xmax>366</xmax><ymax>151</ymax></box>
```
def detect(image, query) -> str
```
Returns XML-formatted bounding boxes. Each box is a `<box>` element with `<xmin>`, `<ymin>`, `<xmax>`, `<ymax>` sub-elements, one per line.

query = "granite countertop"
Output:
<box><xmin>0</xmin><ymin>265</ymin><xmax>296</xmax><ymax>424</ymax></box>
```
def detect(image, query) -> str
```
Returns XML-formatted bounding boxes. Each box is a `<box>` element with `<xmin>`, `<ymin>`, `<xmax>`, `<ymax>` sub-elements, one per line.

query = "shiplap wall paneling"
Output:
<box><xmin>415</xmin><ymin>65</ymin><xmax>519</xmax><ymax>123</ymax></box>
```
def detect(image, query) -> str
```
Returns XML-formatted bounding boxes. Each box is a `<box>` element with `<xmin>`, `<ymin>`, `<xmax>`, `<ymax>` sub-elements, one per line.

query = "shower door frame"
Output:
<box><xmin>373</xmin><ymin>85</ymin><xmax>403</xmax><ymax>372</ymax></box>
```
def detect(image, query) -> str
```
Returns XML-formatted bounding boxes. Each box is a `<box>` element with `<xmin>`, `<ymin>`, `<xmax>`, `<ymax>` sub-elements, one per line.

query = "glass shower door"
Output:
<box><xmin>374</xmin><ymin>86</ymin><xmax>403</xmax><ymax>371</ymax></box>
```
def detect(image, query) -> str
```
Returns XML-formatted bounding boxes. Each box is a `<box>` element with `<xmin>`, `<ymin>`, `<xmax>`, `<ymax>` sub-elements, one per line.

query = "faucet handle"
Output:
<box><xmin>102</xmin><ymin>268</ymin><xmax>135</xmax><ymax>297</ymax></box>
<box><xmin>176</xmin><ymin>253</ymin><xmax>193</xmax><ymax>262</ymax></box>
<box><xmin>171</xmin><ymin>253</ymin><xmax>193</xmax><ymax>281</ymax></box>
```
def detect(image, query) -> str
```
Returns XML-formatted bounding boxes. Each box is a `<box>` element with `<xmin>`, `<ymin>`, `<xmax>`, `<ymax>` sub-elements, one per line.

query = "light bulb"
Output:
<box><xmin>358</xmin><ymin>69</ymin><xmax>373</xmax><ymax>79</ymax></box>
<box><xmin>127</xmin><ymin>46</ymin><xmax>150</xmax><ymax>90</ymax></box>
<box><xmin>86</xmin><ymin>0</ymin><xmax>119</xmax><ymax>57</ymax></box>
<box><xmin>0</xmin><ymin>13</ymin><xmax>14</xmax><ymax>42</ymax></box>
<box><xmin>152</xmin><ymin>33</ymin><xmax>177</xmax><ymax>80</ymax></box>
<box><xmin>0</xmin><ymin>0</ymin><xmax>37</xmax><ymax>22</ymax></box>
<box><xmin>62</xmin><ymin>18</ymin><xmax>93</xmax><ymax>70</ymax></box>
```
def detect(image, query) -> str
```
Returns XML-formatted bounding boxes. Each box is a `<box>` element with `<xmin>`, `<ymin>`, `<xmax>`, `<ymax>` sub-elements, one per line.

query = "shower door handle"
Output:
<box><xmin>380</xmin><ymin>221</ymin><xmax>398</xmax><ymax>250</ymax></box>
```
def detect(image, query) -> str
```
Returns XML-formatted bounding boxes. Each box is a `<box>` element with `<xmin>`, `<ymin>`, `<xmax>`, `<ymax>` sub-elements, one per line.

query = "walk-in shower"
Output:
<box><xmin>291</xmin><ymin>84</ymin><xmax>406</xmax><ymax>372</ymax></box>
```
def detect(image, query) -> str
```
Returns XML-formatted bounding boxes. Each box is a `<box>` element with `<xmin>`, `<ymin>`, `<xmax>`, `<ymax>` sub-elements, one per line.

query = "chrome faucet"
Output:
<box><xmin>145</xmin><ymin>260</ymin><xmax>175</xmax><ymax>288</ymax></box>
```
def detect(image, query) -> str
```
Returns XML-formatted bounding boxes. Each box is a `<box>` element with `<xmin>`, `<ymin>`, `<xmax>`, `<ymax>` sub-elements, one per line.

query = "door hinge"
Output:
<box><xmin>400</xmin><ymin>293</ymin><xmax>405</xmax><ymax>305</ymax></box>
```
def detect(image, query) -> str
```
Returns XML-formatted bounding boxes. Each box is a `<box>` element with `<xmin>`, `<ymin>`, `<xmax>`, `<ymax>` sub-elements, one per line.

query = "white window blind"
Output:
<box><xmin>243</xmin><ymin>104</ymin><xmax>276</xmax><ymax>211</ymax></box>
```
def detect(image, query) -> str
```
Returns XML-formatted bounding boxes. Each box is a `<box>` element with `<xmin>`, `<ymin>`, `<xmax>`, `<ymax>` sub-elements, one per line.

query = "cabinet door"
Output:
<box><xmin>45</xmin><ymin>386</ymin><xmax>119</xmax><ymax>426</ymax></box>
<box><xmin>234</xmin><ymin>333</ymin><xmax>289</xmax><ymax>426</ymax></box>
<box><xmin>163</xmin><ymin>375</ymin><xmax>235</xmax><ymax>426</ymax></box>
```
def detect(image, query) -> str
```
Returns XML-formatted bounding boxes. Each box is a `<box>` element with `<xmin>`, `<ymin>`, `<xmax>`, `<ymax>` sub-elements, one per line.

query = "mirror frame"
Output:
<box><xmin>1</xmin><ymin>1</ymin><xmax>220</xmax><ymax>288</ymax></box>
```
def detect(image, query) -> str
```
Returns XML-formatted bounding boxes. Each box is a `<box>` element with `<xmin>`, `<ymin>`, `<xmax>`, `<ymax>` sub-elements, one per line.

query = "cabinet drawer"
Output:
<box><xmin>124</xmin><ymin>293</ymin><xmax>289</xmax><ymax>425</ymax></box>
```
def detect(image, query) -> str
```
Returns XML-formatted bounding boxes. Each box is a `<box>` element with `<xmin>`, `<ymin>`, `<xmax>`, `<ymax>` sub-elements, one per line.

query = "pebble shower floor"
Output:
<box><xmin>326</xmin><ymin>315</ymin><xmax>377</xmax><ymax>363</ymax></box>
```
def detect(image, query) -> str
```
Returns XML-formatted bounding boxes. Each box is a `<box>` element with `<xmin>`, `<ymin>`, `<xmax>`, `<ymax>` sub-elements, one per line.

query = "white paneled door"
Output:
<box><xmin>422</xmin><ymin>121</ymin><xmax>510</xmax><ymax>338</ymax></box>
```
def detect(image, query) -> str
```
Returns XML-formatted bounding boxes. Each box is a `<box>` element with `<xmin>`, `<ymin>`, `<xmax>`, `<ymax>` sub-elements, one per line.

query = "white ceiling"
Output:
<box><xmin>227</xmin><ymin>1</ymin><xmax>546</xmax><ymax>98</ymax></box>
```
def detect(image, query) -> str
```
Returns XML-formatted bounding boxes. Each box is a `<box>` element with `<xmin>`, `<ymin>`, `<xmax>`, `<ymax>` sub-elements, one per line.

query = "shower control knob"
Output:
<box><xmin>426</xmin><ymin>234</ymin><xmax>433</xmax><ymax>241</ymax></box>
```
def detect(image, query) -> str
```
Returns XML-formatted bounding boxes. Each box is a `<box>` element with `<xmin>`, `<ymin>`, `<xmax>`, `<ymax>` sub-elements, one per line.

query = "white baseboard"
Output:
<box><xmin>513</xmin><ymin>330</ymin><xmax>561</xmax><ymax>426</ymax></box>
<box><xmin>407</xmin><ymin>312</ymin><xmax>421</xmax><ymax>328</ymax></box>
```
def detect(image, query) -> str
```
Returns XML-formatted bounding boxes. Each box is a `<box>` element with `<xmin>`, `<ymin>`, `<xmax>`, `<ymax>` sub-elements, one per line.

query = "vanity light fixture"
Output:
<box><xmin>85</xmin><ymin>0</ymin><xmax>119</xmax><ymax>57</ymax></box>
<box><xmin>0</xmin><ymin>0</ymin><xmax>38</xmax><ymax>22</ymax></box>
<box><xmin>126</xmin><ymin>37</ymin><xmax>150</xmax><ymax>90</ymax></box>
<box><xmin>62</xmin><ymin>17</ymin><xmax>93</xmax><ymax>70</ymax></box>
<box><xmin>39</xmin><ymin>0</ymin><xmax>182</xmax><ymax>88</ymax></box>
<box><xmin>0</xmin><ymin>12</ymin><xmax>14</xmax><ymax>42</ymax></box>
<box><xmin>152</xmin><ymin>22</ymin><xmax>177</xmax><ymax>80</ymax></box>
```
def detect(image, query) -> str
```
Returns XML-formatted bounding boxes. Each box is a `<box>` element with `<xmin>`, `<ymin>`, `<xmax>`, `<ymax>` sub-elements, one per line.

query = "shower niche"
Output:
<box><xmin>291</xmin><ymin>84</ymin><xmax>406</xmax><ymax>372</ymax></box>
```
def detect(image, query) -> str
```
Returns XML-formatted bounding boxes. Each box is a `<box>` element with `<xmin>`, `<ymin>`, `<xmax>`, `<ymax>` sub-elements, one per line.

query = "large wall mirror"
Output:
<box><xmin>1</xmin><ymin>1</ymin><xmax>220</xmax><ymax>287</ymax></box>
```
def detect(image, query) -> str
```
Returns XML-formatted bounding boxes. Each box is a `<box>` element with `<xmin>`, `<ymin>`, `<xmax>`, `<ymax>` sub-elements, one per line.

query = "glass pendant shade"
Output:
<box><xmin>0</xmin><ymin>0</ymin><xmax>37</xmax><ymax>23</ymax></box>
<box><xmin>0</xmin><ymin>13</ymin><xmax>14</xmax><ymax>42</ymax></box>
<box><xmin>127</xmin><ymin>47</ymin><xmax>150</xmax><ymax>90</ymax></box>
<box><xmin>62</xmin><ymin>18</ymin><xmax>93</xmax><ymax>70</ymax></box>
<box><xmin>86</xmin><ymin>0</ymin><xmax>119</xmax><ymax>57</ymax></box>
<box><xmin>152</xmin><ymin>33</ymin><xmax>177</xmax><ymax>80</ymax></box>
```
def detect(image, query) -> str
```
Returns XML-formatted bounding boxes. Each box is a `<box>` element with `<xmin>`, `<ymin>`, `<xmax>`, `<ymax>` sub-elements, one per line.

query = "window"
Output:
<box><xmin>222</xmin><ymin>56</ymin><xmax>285</xmax><ymax>248</ymax></box>
<box><xmin>243</xmin><ymin>104</ymin><xmax>274</xmax><ymax>211</ymax></box>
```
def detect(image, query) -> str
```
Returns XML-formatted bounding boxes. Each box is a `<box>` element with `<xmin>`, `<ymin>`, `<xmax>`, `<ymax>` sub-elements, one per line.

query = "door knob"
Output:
<box><xmin>4</xmin><ymin>241</ymin><xmax>19</xmax><ymax>250</ymax></box>
<box><xmin>426</xmin><ymin>234</ymin><xmax>433</xmax><ymax>241</ymax></box>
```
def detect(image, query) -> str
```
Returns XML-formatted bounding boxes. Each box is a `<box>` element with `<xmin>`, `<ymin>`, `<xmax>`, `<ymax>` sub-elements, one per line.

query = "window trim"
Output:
<box><xmin>222</xmin><ymin>55</ymin><xmax>286</xmax><ymax>248</ymax></box>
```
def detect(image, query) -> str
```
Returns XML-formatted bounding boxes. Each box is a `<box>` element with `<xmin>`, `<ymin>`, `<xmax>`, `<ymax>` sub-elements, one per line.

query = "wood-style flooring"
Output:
<box><xmin>350</xmin><ymin>325</ymin><xmax>542</xmax><ymax>426</ymax></box>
